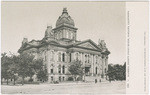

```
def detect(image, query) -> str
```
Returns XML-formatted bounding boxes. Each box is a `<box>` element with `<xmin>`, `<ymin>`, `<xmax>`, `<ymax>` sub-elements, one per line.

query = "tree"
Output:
<box><xmin>36</xmin><ymin>67</ymin><xmax>48</xmax><ymax>82</ymax></box>
<box><xmin>9</xmin><ymin>55</ymin><xmax>19</xmax><ymax>85</ymax></box>
<box><xmin>33</xmin><ymin>58</ymin><xmax>48</xmax><ymax>82</ymax></box>
<box><xmin>107</xmin><ymin>63</ymin><xmax>126</xmax><ymax>81</ymax></box>
<box><xmin>31</xmin><ymin>58</ymin><xmax>44</xmax><ymax>73</ymax></box>
<box><xmin>68</xmin><ymin>60</ymin><xmax>83</xmax><ymax>81</ymax></box>
<box><xmin>1</xmin><ymin>52</ymin><xmax>46</xmax><ymax>85</ymax></box>
<box><xmin>123</xmin><ymin>62</ymin><xmax>126</xmax><ymax>80</ymax></box>
<box><xmin>1</xmin><ymin>53</ymin><xmax>12</xmax><ymax>85</ymax></box>
<box><xmin>107</xmin><ymin>64</ymin><xmax>115</xmax><ymax>81</ymax></box>
<box><xmin>17</xmin><ymin>53</ymin><xmax>34</xmax><ymax>85</ymax></box>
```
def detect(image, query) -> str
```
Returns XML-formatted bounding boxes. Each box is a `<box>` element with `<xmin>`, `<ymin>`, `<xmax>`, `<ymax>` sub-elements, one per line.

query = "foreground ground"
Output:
<box><xmin>1</xmin><ymin>81</ymin><xmax>125</xmax><ymax>94</ymax></box>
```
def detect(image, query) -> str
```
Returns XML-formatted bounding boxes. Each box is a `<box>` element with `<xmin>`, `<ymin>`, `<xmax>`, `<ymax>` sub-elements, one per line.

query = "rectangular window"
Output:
<box><xmin>62</xmin><ymin>66</ymin><xmax>65</xmax><ymax>74</ymax></box>
<box><xmin>70</xmin><ymin>53</ymin><xmax>72</xmax><ymax>62</ymax></box>
<box><xmin>59</xmin><ymin>76</ymin><xmax>61</xmax><ymax>81</ymax></box>
<box><xmin>51</xmin><ymin>69</ymin><xmax>53</xmax><ymax>74</ymax></box>
<box><xmin>58</xmin><ymin>67</ymin><xmax>61</xmax><ymax>74</ymax></box>
<box><xmin>96</xmin><ymin>56</ymin><xmax>98</xmax><ymax>64</ymax></box>
<box><xmin>51</xmin><ymin>76</ymin><xmax>53</xmax><ymax>81</ymax></box>
<box><xmin>62</xmin><ymin>53</ymin><xmax>65</xmax><ymax>62</ymax></box>
<box><xmin>63</xmin><ymin>77</ymin><xmax>65</xmax><ymax>81</ymax></box>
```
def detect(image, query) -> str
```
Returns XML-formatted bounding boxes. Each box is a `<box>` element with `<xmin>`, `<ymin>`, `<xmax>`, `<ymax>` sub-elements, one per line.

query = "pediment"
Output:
<box><xmin>77</xmin><ymin>41</ymin><xmax>99</xmax><ymax>50</ymax></box>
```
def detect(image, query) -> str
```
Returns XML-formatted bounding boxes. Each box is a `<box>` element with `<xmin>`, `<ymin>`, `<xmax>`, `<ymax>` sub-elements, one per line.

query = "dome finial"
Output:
<box><xmin>63</xmin><ymin>7</ymin><xmax>67</xmax><ymax>14</ymax></box>
<box><xmin>56</xmin><ymin>8</ymin><xmax>75</xmax><ymax>27</ymax></box>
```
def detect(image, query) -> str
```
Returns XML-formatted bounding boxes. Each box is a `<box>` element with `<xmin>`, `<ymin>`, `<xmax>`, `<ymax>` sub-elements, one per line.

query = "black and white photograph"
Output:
<box><xmin>1</xmin><ymin>1</ymin><xmax>148</xmax><ymax>94</ymax></box>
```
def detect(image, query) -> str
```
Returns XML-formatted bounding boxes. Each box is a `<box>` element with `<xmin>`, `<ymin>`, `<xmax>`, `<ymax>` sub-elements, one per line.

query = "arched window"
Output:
<box><xmin>62</xmin><ymin>53</ymin><xmax>65</xmax><ymax>62</ymax></box>
<box><xmin>58</xmin><ymin>52</ymin><xmax>61</xmax><ymax>62</ymax></box>
<box><xmin>50</xmin><ymin>51</ymin><xmax>54</xmax><ymax>61</ymax></box>
<box><xmin>62</xmin><ymin>65</ymin><xmax>65</xmax><ymax>74</ymax></box>
<box><xmin>95</xmin><ymin>67</ymin><xmax>98</xmax><ymax>74</ymax></box>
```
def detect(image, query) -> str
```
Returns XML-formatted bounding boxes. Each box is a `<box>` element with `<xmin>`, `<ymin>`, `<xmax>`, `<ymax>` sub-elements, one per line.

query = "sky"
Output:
<box><xmin>1</xmin><ymin>2</ymin><xmax>126</xmax><ymax>65</ymax></box>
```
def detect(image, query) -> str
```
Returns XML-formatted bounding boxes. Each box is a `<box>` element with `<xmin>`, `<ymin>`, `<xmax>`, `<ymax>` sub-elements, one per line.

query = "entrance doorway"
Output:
<box><xmin>85</xmin><ymin>67</ymin><xmax>90</xmax><ymax>76</ymax></box>
<box><xmin>59</xmin><ymin>76</ymin><xmax>61</xmax><ymax>82</ymax></box>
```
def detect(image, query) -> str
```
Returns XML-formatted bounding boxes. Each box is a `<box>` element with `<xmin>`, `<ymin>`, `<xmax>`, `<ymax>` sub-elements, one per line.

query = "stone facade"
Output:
<box><xmin>18</xmin><ymin>8</ymin><xmax>110</xmax><ymax>82</ymax></box>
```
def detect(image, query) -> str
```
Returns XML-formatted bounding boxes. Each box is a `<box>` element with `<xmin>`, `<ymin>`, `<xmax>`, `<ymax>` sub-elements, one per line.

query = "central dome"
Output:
<box><xmin>56</xmin><ymin>8</ymin><xmax>75</xmax><ymax>27</ymax></box>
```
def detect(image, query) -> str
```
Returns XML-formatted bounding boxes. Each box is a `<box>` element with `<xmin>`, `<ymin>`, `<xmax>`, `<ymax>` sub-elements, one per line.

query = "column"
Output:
<box><xmin>80</xmin><ymin>53</ymin><xmax>82</xmax><ymax>62</ymax></box>
<box><xmin>105</xmin><ymin>56</ymin><xmax>108</xmax><ymax>71</ymax></box>
<box><xmin>54</xmin><ymin>51</ymin><xmax>58</xmax><ymax>74</ymax></box>
<box><xmin>66</xmin><ymin>52</ymin><xmax>69</xmax><ymax>63</ymax></box>
<box><xmin>83</xmin><ymin>53</ymin><xmax>85</xmax><ymax>66</ymax></box>
<box><xmin>46</xmin><ymin>50</ymin><xmax>51</xmax><ymax>83</ymax></box>
<box><xmin>100</xmin><ymin>57</ymin><xmax>102</xmax><ymax>75</ymax></box>
<box><xmin>102</xmin><ymin>55</ymin><xmax>105</xmax><ymax>78</ymax></box>
<box><xmin>60</xmin><ymin>51</ymin><xmax>62</xmax><ymax>62</ymax></box>
<box><xmin>91</xmin><ymin>54</ymin><xmax>94</xmax><ymax>76</ymax></box>
<box><xmin>72</xmin><ymin>52</ymin><xmax>75</xmax><ymax>61</ymax></box>
<box><xmin>89</xmin><ymin>54</ymin><xmax>92</xmax><ymax>75</ymax></box>
<box><xmin>93</xmin><ymin>55</ymin><xmax>95</xmax><ymax>75</ymax></box>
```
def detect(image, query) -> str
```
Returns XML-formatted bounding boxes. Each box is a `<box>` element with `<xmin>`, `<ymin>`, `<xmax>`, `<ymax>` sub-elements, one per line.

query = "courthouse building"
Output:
<box><xmin>18</xmin><ymin>8</ymin><xmax>110</xmax><ymax>82</ymax></box>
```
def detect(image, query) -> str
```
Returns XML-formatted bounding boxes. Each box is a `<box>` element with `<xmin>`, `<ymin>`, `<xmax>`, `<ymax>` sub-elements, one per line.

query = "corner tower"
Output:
<box><xmin>53</xmin><ymin>8</ymin><xmax>78</xmax><ymax>41</ymax></box>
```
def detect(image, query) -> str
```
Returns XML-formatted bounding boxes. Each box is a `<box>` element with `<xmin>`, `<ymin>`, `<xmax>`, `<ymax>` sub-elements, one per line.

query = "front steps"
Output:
<box><xmin>84</xmin><ymin>76</ymin><xmax>107</xmax><ymax>82</ymax></box>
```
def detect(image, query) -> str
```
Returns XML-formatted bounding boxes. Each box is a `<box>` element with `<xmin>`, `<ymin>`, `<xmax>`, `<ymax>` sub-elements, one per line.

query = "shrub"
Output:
<box><xmin>68</xmin><ymin>77</ymin><xmax>73</xmax><ymax>81</ymax></box>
